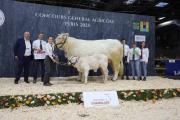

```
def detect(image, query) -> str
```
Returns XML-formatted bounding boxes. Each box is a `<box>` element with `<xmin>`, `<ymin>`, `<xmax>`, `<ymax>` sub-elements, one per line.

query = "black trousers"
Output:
<box><xmin>33</xmin><ymin>59</ymin><xmax>45</xmax><ymax>81</ymax></box>
<box><xmin>122</xmin><ymin>56</ymin><xmax>129</xmax><ymax>77</ymax></box>
<box><xmin>43</xmin><ymin>56</ymin><xmax>55</xmax><ymax>84</ymax></box>
<box><xmin>15</xmin><ymin>56</ymin><xmax>31</xmax><ymax>81</ymax></box>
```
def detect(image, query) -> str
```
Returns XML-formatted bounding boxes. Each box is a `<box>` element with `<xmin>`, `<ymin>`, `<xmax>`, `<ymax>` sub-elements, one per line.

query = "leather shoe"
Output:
<box><xmin>48</xmin><ymin>82</ymin><xmax>53</xmax><ymax>85</ymax></box>
<box><xmin>14</xmin><ymin>80</ymin><xmax>18</xmax><ymax>84</ymax></box>
<box><xmin>24</xmin><ymin>80</ymin><xmax>30</xmax><ymax>83</ymax></box>
<box><xmin>43</xmin><ymin>83</ymin><xmax>52</xmax><ymax>86</ymax></box>
<box><xmin>143</xmin><ymin>77</ymin><xmax>146</xmax><ymax>81</ymax></box>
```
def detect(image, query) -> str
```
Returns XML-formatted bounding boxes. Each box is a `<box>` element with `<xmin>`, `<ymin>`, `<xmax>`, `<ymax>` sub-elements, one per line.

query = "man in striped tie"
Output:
<box><xmin>32</xmin><ymin>33</ymin><xmax>46</xmax><ymax>83</ymax></box>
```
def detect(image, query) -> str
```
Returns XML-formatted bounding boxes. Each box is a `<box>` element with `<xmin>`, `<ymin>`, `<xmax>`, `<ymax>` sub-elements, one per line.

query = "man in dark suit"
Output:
<box><xmin>14</xmin><ymin>31</ymin><xmax>33</xmax><ymax>84</ymax></box>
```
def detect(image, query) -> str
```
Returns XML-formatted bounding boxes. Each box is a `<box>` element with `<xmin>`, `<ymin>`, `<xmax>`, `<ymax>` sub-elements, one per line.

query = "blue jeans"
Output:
<box><xmin>130</xmin><ymin>60</ymin><xmax>140</xmax><ymax>77</ymax></box>
<box><xmin>140</xmin><ymin>61</ymin><xmax>147</xmax><ymax>77</ymax></box>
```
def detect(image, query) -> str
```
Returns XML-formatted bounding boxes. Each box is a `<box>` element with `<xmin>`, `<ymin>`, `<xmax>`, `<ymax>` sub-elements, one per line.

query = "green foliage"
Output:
<box><xmin>0</xmin><ymin>89</ymin><xmax>179</xmax><ymax>109</ymax></box>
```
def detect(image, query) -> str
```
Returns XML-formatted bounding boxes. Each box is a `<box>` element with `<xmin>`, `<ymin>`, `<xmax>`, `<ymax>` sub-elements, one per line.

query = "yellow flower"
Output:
<box><xmin>43</xmin><ymin>97</ymin><xmax>47</xmax><ymax>101</ymax></box>
<box><xmin>11</xmin><ymin>104</ymin><xmax>15</xmax><ymax>107</ymax></box>
<box><xmin>52</xmin><ymin>102</ymin><xmax>56</xmax><ymax>105</ymax></box>
<box><xmin>16</xmin><ymin>104</ymin><xmax>20</xmax><ymax>107</ymax></box>
<box><xmin>18</xmin><ymin>103</ymin><xmax>22</xmax><ymax>106</ymax></box>
<box><xmin>26</xmin><ymin>101</ymin><xmax>30</xmax><ymax>104</ymax></box>
<box><xmin>58</xmin><ymin>99</ymin><xmax>61</xmax><ymax>103</ymax></box>
<box><xmin>28</xmin><ymin>97</ymin><xmax>32</xmax><ymax>100</ymax></box>
<box><xmin>11</xmin><ymin>95</ymin><xmax>15</xmax><ymax>98</ymax></box>
<box><xmin>140</xmin><ymin>90</ymin><xmax>144</xmax><ymax>92</ymax></box>
<box><xmin>173</xmin><ymin>92</ymin><xmax>177</xmax><ymax>97</ymax></box>
<box><xmin>153</xmin><ymin>95</ymin><xmax>157</xmax><ymax>99</ymax></box>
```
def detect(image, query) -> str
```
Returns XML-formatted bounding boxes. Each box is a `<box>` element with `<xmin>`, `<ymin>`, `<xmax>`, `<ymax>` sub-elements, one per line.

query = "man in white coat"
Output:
<box><xmin>127</xmin><ymin>41</ymin><xmax>141</xmax><ymax>80</ymax></box>
<box><xmin>121</xmin><ymin>38</ymin><xmax>130</xmax><ymax>80</ymax></box>
<box><xmin>140</xmin><ymin>41</ymin><xmax>149</xmax><ymax>81</ymax></box>
<box><xmin>32</xmin><ymin>33</ymin><xmax>47</xmax><ymax>83</ymax></box>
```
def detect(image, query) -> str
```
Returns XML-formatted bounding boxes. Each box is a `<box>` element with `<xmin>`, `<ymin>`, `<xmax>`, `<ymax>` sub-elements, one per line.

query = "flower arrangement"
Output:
<box><xmin>0</xmin><ymin>88</ymin><xmax>179</xmax><ymax>109</ymax></box>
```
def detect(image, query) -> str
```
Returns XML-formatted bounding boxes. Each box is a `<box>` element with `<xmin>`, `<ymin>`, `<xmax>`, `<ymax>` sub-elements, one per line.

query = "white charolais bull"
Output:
<box><xmin>55</xmin><ymin>33</ymin><xmax>123</xmax><ymax>81</ymax></box>
<box><xmin>68</xmin><ymin>54</ymin><xmax>108</xmax><ymax>84</ymax></box>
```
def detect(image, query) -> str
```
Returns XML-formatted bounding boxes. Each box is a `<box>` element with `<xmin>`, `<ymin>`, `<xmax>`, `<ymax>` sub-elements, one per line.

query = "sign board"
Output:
<box><xmin>169</xmin><ymin>59</ymin><xmax>175</xmax><ymax>63</ymax></box>
<box><xmin>83</xmin><ymin>91</ymin><xmax>119</xmax><ymax>108</ymax></box>
<box><xmin>135</xmin><ymin>35</ymin><xmax>146</xmax><ymax>42</ymax></box>
<box><xmin>165</xmin><ymin>60</ymin><xmax>180</xmax><ymax>76</ymax></box>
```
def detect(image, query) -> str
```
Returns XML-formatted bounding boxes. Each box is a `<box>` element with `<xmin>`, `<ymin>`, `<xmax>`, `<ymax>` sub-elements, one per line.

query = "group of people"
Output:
<box><xmin>14</xmin><ymin>32</ymin><xmax>58</xmax><ymax>86</ymax></box>
<box><xmin>121</xmin><ymin>39</ymin><xmax>149</xmax><ymax>81</ymax></box>
<box><xmin>13</xmin><ymin>31</ymin><xmax>149</xmax><ymax>86</ymax></box>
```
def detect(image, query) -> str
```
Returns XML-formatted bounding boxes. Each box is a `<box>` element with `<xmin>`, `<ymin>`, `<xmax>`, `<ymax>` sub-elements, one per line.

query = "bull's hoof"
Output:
<box><xmin>111</xmin><ymin>78</ymin><xmax>117</xmax><ymax>81</ymax></box>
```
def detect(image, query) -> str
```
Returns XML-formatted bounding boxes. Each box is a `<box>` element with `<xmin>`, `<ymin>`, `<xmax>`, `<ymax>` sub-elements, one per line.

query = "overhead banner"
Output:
<box><xmin>0</xmin><ymin>0</ymin><xmax>155</xmax><ymax>77</ymax></box>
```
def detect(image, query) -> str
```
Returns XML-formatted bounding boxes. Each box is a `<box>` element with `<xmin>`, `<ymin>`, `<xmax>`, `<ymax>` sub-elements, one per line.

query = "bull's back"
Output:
<box><xmin>72</xmin><ymin>39</ymin><xmax>122</xmax><ymax>58</ymax></box>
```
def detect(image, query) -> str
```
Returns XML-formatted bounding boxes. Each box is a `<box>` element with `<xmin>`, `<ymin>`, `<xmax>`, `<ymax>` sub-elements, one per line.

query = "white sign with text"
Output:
<box><xmin>135</xmin><ymin>35</ymin><xmax>146</xmax><ymax>42</ymax></box>
<box><xmin>83</xmin><ymin>91</ymin><xmax>119</xmax><ymax>108</ymax></box>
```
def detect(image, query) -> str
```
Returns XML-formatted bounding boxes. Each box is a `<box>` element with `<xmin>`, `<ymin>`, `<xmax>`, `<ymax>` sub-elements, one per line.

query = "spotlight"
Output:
<box><xmin>155</xmin><ymin>2</ymin><xmax>169</xmax><ymax>7</ymax></box>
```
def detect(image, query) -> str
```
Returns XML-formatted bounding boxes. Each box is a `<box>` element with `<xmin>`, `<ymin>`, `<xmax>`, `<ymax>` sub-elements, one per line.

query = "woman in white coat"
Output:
<box><xmin>140</xmin><ymin>41</ymin><xmax>149</xmax><ymax>81</ymax></box>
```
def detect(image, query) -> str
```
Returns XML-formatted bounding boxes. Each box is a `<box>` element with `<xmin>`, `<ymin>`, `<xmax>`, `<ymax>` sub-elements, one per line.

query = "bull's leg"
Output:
<box><xmin>102</xmin><ymin>67</ymin><xmax>108</xmax><ymax>83</ymax></box>
<box><xmin>78</xmin><ymin>72</ymin><xmax>82</xmax><ymax>82</ymax></box>
<box><xmin>84</xmin><ymin>71</ymin><xmax>89</xmax><ymax>84</ymax></box>
<box><xmin>112</xmin><ymin>61</ymin><xmax>120</xmax><ymax>81</ymax></box>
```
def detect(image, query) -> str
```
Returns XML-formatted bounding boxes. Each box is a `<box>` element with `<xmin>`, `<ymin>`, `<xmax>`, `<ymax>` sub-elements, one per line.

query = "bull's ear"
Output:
<box><xmin>58</xmin><ymin>34</ymin><xmax>61</xmax><ymax>36</ymax></box>
<box><xmin>65</xmin><ymin>33</ymin><xmax>69</xmax><ymax>37</ymax></box>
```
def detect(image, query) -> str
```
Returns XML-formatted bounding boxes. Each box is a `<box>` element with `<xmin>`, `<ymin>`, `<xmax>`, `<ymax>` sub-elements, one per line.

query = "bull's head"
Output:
<box><xmin>68</xmin><ymin>56</ymin><xmax>79</xmax><ymax>66</ymax></box>
<box><xmin>55</xmin><ymin>33</ymin><xmax>69</xmax><ymax>49</ymax></box>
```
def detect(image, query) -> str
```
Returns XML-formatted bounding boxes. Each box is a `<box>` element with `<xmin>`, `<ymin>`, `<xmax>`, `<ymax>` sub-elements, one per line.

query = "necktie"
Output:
<box><xmin>51</xmin><ymin>44</ymin><xmax>54</xmax><ymax>51</ymax></box>
<box><xmin>123</xmin><ymin>44</ymin><xmax>125</xmax><ymax>57</ymax></box>
<box><xmin>133</xmin><ymin>48</ymin><xmax>135</xmax><ymax>60</ymax></box>
<box><xmin>40</xmin><ymin>40</ymin><xmax>42</xmax><ymax>50</ymax></box>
